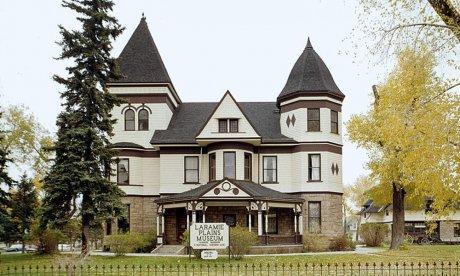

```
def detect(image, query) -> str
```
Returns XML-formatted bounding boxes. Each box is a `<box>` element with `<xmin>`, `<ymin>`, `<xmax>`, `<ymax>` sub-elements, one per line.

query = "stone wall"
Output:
<box><xmin>439</xmin><ymin>220</ymin><xmax>460</xmax><ymax>242</ymax></box>
<box><xmin>110</xmin><ymin>196</ymin><xmax>158</xmax><ymax>234</ymax></box>
<box><xmin>299</xmin><ymin>193</ymin><xmax>343</xmax><ymax>239</ymax></box>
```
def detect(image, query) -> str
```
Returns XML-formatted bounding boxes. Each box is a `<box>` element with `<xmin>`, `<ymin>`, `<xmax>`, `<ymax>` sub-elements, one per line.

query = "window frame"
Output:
<box><xmin>218</xmin><ymin>119</ymin><xmax>228</xmax><ymax>133</ymax></box>
<box><xmin>330</xmin><ymin>110</ymin><xmax>338</xmax><ymax>134</ymax></box>
<box><xmin>307</xmin><ymin>108</ymin><xmax>321</xmax><ymax>132</ymax></box>
<box><xmin>138</xmin><ymin>109</ymin><xmax>149</xmax><ymax>131</ymax></box>
<box><xmin>117</xmin><ymin>204</ymin><xmax>131</xmax><ymax>234</ymax></box>
<box><xmin>124</xmin><ymin>109</ymin><xmax>136</xmax><ymax>131</ymax></box>
<box><xmin>262</xmin><ymin>156</ymin><xmax>278</xmax><ymax>183</ymax></box>
<box><xmin>117</xmin><ymin>158</ymin><xmax>129</xmax><ymax>185</ymax></box>
<box><xmin>223</xmin><ymin>151</ymin><xmax>236</xmax><ymax>179</ymax></box>
<box><xmin>308</xmin><ymin>154</ymin><xmax>321</xmax><ymax>182</ymax></box>
<box><xmin>184</xmin><ymin>156</ymin><xmax>200</xmax><ymax>184</ymax></box>
<box><xmin>209</xmin><ymin>153</ymin><xmax>216</xmax><ymax>181</ymax></box>
<box><xmin>244</xmin><ymin>152</ymin><xmax>252</xmax><ymax>181</ymax></box>
<box><xmin>223</xmin><ymin>214</ymin><xmax>237</xmax><ymax>227</ymax></box>
<box><xmin>229</xmin><ymin>119</ymin><xmax>239</xmax><ymax>133</ymax></box>
<box><xmin>263</xmin><ymin>210</ymin><xmax>278</xmax><ymax>234</ymax></box>
<box><xmin>454</xmin><ymin>223</ymin><xmax>460</xmax><ymax>237</ymax></box>
<box><xmin>308</xmin><ymin>201</ymin><xmax>321</xmax><ymax>234</ymax></box>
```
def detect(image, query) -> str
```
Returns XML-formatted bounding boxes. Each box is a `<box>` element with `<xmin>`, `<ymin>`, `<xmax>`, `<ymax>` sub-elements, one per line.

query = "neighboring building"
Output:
<box><xmin>358</xmin><ymin>200</ymin><xmax>460</xmax><ymax>243</ymax></box>
<box><xmin>345</xmin><ymin>215</ymin><xmax>359</xmax><ymax>241</ymax></box>
<box><xmin>106</xmin><ymin>16</ymin><xmax>345</xmax><ymax>247</ymax></box>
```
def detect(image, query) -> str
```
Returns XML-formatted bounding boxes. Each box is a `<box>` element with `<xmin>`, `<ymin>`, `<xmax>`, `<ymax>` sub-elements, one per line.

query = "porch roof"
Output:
<box><xmin>155</xmin><ymin>178</ymin><xmax>304</xmax><ymax>204</ymax></box>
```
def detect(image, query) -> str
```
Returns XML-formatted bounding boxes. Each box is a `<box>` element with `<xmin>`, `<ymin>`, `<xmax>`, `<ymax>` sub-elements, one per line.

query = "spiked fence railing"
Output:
<box><xmin>1</xmin><ymin>262</ymin><xmax>460</xmax><ymax>275</ymax></box>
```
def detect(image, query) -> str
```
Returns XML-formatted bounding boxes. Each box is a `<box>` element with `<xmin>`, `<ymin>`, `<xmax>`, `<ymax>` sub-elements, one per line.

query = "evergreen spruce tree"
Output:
<box><xmin>42</xmin><ymin>0</ymin><xmax>125</xmax><ymax>255</ymax></box>
<box><xmin>0</xmin><ymin>112</ymin><xmax>14</xmax><ymax>242</ymax></box>
<box><xmin>11</xmin><ymin>174</ymin><xmax>38</xmax><ymax>253</ymax></box>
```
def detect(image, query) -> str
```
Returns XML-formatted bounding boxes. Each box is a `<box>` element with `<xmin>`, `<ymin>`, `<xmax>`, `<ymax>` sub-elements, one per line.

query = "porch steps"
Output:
<box><xmin>152</xmin><ymin>245</ymin><xmax>186</xmax><ymax>255</ymax></box>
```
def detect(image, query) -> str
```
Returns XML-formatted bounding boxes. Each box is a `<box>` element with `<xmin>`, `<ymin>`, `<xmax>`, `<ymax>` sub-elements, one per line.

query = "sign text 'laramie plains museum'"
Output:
<box><xmin>106</xmin><ymin>16</ymin><xmax>345</xmax><ymax>253</ymax></box>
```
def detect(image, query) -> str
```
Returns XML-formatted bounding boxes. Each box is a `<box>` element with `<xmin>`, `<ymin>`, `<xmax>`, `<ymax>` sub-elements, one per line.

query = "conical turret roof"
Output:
<box><xmin>277</xmin><ymin>39</ymin><xmax>344</xmax><ymax>104</ymax></box>
<box><xmin>113</xmin><ymin>16</ymin><xmax>172</xmax><ymax>83</ymax></box>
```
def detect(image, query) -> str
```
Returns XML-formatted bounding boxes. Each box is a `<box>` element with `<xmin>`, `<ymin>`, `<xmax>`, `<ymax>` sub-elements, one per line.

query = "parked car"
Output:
<box><xmin>6</xmin><ymin>244</ymin><xmax>22</xmax><ymax>252</ymax></box>
<box><xmin>58</xmin><ymin>244</ymin><xmax>72</xmax><ymax>252</ymax></box>
<box><xmin>25</xmin><ymin>245</ymin><xmax>37</xmax><ymax>252</ymax></box>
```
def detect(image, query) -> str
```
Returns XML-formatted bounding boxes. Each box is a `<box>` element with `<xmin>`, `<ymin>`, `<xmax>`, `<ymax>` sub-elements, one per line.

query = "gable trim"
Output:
<box><xmin>195</xmin><ymin>91</ymin><xmax>262</xmax><ymax>139</ymax></box>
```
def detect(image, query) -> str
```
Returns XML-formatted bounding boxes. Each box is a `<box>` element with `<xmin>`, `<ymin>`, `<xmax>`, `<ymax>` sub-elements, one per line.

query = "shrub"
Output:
<box><xmin>30</xmin><ymin>226</ymin><xmax>65</xmax><ymax>254</ymax></box>
<box><xmin>329</xmin><ymin>234</ymin><xmax>356</xmax><ymax>251</ymax></box>
<box><xmin>359</xmin><ymin>223</ymin><xmax>389</xmax><ymax>247</ymax></box>
<box><xmin>181</xmin><ymin>229</ymin><xmax>202</xmax><ymax>258</ymax></box>
<box><xmin>104</xmin><ymin>231</ymin><xmax>157</xmax><ymax>256</ymax></box>
<box><xmin>229</xmin><ymin>225</ymin><xmax>258</xmax><ymax>259</ymax></box>
<box><xmin>303</xmin><ymin>234</ymin><xmax>330</xmax><ymax>252</ymax></box>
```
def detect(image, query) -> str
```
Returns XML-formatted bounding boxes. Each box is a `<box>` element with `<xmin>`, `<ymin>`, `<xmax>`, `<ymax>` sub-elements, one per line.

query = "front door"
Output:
<box><xmin>176</xmin><ymin>208</ymin><xmax>187</xmax><ymax>243</ymax></box>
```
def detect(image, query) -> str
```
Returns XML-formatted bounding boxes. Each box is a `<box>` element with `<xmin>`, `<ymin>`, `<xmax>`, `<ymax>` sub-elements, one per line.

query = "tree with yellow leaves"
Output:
<box><xmin>347</xmin><ymin>48</ymin><xmax>459</xmax><ymax>249</ymax></box>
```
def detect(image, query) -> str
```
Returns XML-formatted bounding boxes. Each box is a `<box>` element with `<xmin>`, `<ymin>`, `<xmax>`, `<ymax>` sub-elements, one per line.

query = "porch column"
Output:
<box><xmin>156</xmin><ymin>216</ymin><xmax>160</xmax><ymax>236</ymax></box>
<box><xmin>192</xmin><ymin>211</ymin><xmax>196</xmax><ymax>224</ymax></box>
<box><xmin>248</xmin><ymin>212</ymin><xmax>252</xmax><ymax>232</ymax></box>
<box><xmin>294</xmin><ymin>213</ymin><xmax>298</xmax><ymax>234</ymax></box>
<box><xmin>202</xmin><ymin>212</ymin><xmax>206</xmax><ymax>223</ymax></box>
<box><xmin>265</xmin><ymin>212</ymin><xmax>268</xmax><ymax>234</ymax></box>
<box><xmin>299</xmin><ymin>213</ymin><xmax>303</xmax><ymax>235</ymax></box>
<box><xmin>161</xmin><ymin>213</ymin><xmax>165</xmax><ymax>235</ymax></box>
<box><xmin>257</xmin><ymin>211</ymin><xmax>263</xmax><ymax>236</ymax></box>
<box><xmin>186</xmin><ymin>211</ymin><xmax>190</xmax><ymax>229</ymax></box>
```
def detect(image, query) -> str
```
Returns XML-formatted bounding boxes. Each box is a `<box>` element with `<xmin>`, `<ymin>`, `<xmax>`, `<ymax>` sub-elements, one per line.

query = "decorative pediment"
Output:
<box><xmin>201</xmin><ymin>180</ymin><xmax>251</xmax><ymax>198</ymax></box>
<box><xmin>196</xmin><ymin>91</ymin><xmax>261</xmax><ymax>140</ymax></box>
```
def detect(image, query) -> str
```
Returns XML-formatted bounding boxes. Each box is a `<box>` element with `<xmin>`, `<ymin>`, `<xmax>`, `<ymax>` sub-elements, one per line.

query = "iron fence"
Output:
<box><xmin>1</xmin><ymin>262</ymin><xmax>460</xmax><ymax>275</ymax></box>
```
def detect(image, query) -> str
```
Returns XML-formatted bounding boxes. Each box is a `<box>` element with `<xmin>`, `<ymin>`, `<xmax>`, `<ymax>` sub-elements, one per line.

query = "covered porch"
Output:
<box><xmin>155</xmin><ymin>179</ymin><xmax>304</xmax><ymax>246</ymax></box>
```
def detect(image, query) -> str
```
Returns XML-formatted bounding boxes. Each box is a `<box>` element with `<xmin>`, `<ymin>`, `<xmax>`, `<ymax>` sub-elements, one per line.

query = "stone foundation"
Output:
<box><xmin>298</xmin><ymin>193</ymin><xmax>343</xmax><ymax>239</ymax></box>
<box><xmin>111</xmin><ymin>196</ymin><xmax>158</xmax><ymax>234</ymax></box>
<box><xmin>439</xmin><ymin>221</ymin><xmax>460</xmax><ymax>242</ymax></box>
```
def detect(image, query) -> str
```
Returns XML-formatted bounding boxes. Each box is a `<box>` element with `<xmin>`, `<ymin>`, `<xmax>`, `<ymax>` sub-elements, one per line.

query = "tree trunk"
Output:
<box><xmin>81</xmin><ymin>193</ymin><xmax>90</xmax><ymax>256</ymax></box>
<box><xmin>427</xmin><ymin>0</ymin><xmax>460</xmax><ymax>40</ymax></box>
<box><xmin>390</xmin><ymin>183</ymin><xmax>405</xmax><ymax>249</ymax></box>
<box><xmin>21</xmin><ymin>231</ymin><xmax>25</xmax><ymax>254</ymax></box>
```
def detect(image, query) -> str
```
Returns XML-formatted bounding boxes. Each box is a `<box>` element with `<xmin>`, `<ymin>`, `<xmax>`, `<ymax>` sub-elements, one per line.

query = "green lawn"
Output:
<box><xmin>1</xmin><ymin>245</ymin><xmax>459</xmax><ymax>268</ymax></box>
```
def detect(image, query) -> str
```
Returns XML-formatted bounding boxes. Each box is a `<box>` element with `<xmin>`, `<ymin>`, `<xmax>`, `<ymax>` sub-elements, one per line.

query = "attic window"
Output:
<box><xmin>218</xmin><ymin>119</ymin><xmax>239</xmax><ymax>133</ymax></box>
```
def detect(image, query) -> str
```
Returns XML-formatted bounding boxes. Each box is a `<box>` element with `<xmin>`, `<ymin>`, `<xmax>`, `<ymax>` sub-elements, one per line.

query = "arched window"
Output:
<box><xmin>124</xmin><ymin>109</ymin><xmax>135</xmax><ymax>131</ymax></box>
<box><xmin>138</xmin><ymin>109</ymin><xmax>149</xmax><ymax>131</ymax></box>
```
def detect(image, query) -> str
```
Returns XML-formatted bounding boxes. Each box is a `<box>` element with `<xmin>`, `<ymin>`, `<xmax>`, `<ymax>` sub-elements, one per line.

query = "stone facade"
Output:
<box><xmin>439</xmin><ymin>221</ymin><xmax>460</xmax><ymax>242</ymax></box>
<box><xmin>299</xmin><ymin>193</ymin><xmax>343</xmax><ymax>239</ymax></box>
<box><xmin>111</xmin><ymin>196</ymin><xmax>158</xmax><ymax>234</ymax></box>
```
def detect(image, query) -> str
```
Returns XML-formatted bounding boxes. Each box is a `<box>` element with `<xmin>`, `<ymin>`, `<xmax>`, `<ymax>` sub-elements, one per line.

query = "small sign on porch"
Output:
<box><xmin>190</xmin><ymin>223</ymin><xmax>229</xmax><ymax>249</ymax></box>
<box><xmin>200</xmin><ymin>250</ymin><xmax>218</xmax><ymax>260</ymax></box>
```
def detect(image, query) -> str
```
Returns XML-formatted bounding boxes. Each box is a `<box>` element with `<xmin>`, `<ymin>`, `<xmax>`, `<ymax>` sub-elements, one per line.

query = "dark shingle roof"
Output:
<box><xmin>150</xmin><ymin>102</ymin><xmax>295</xmax><ymax>144</ymax></box>
<box><xmin>110</xmin><ymin>142</ymin><xmax>145</xmax><ymax>149</ymax></box>
<box><xmin>277</xmin><ymin>39</ymin><xmax>344</xmax><ymax>104</ymax></box>
<box><xmin>155</xmin><ymin>178</ymin><xmax>304</xmax><ymax>204</ymax></box>
<box><xmin>113</xmin><ymin>17</ymin><xmax>172</xmax><ymax>83</ymax></box>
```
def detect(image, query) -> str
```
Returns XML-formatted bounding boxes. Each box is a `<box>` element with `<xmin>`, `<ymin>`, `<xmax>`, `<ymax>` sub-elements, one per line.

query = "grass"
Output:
<box><xmin>1</xmin><ymin>245</ymin><xmax>460</xmax><ymax>268</ymax></box>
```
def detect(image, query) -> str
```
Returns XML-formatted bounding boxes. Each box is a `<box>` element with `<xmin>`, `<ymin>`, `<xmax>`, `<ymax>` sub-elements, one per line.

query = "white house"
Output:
<box><xmin>106</xmin><ymin>16</ymin><xmax>345</xmax><ymax>250</ymax></box>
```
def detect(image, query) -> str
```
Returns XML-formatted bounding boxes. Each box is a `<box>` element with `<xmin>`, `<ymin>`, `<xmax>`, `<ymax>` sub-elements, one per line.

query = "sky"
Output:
<box><xmin>0</xmin><ymin>0</ymin><xmax>387</xmax><ymax>185</ymax></box>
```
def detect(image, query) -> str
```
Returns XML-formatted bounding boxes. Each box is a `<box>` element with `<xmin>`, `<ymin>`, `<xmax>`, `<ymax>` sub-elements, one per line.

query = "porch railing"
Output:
<box><xmin>1</xmin><ymin>262</ymin><xmax>459</xmax><ymax>275</ymax></box>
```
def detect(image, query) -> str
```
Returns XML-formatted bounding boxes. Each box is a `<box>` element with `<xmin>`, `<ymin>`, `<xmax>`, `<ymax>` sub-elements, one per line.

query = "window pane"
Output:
<box><xmin>229</xmin><ymin>119</ymin><xmax>238</xmax><ymax>132</ymax></box>
<box><xmin>138</xmin><ymin>109</ymin><xmax>149</xmax><ymax>131</ymax></box>
<box><xmin>209</xmin><ymin>154</ymin><xmax>216</xmax><ymax>181</ymax></box>
<box><xmin>263</xmin><ymin>157</ymin><xmax>277</xmax><ymax>182</ymax></box>
<box><xmin>311</xmin><ymin>168</ymin><xmax>320</xmax><ymax>181</ymax></box>
<box><xmin>185</xmin><ymin>157</ymin><xmax>198</xmax><ymax>169</ymax></box>
<box><xmin>264</xmin><ymin>170</ymin><xmax>276</xmax><ymax>182</ymax></box>
<box><xmin>308</xmin><ymin>109</ymin><xmax>320</xmax><ymax>120</ymax></box>
<box><xmin>244</xmin><ymin>153</ymin><xmax>251</xmax><ymax>180</ymax></box>
<box><xmin>307</xmin><ymin>109</ymin><xmax>320</xmax><ymax>131</ymax></box>
<box><xmin>185</xmin><ymin>157</ymin><xmax>199</xmax><ymax>183</ymax></box>
<box><xmin>224</xmin><ymin>152</ymin><xmax>236</xmax><ymax>179</ymax></box>
<box><xmin>264</xmin><ymin>157</ymin><xmax>276</xmax><ymax>169</ymax></box>
<box><xmin>125</xmin><ymin>109</ymin><xmax>135</xmax><ymax>131</ymax></box>
<box><xmin>310</xmin><ymin>155</ymin><xmax>320</xmax><ymax>167</ymax></box>
<box><xmin>219</xmin><ymin>119</ymin><xmax>228</xmax><ymax>133</ymax></box>
<box><xmin>267</xmin><ymin>212</ymin><xmax>277</xmax><ymax>234</ymax></box>
<box><xmin>186</xmin><ymin>170</ymin><xmax>199</xmax><ymax>183</ymax></box>
<box><xmin>117</xmin><ymin>159</ymin><xmax>129</xmax><ymax>184</ymax></box>
<box><xmin>308</xmin><ymin>202</ymin><xmax>321</xmax><ymax>233</ymax></box>
<box><xmin>308</xmin><ymin>121</ymin><xmax>320</xmax><ymax>132</ymax></box>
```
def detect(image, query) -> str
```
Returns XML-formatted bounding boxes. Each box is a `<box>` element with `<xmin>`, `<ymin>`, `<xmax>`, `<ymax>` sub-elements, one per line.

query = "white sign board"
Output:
<box><xmin>190</xmin><ymin>223</ymin><xmax>229</xmax><ymax>249</ymax></box>
<box><xmin>201</xmin><ymin>250</ymin><xmax>218</xmax><ymax>259</ymax></box>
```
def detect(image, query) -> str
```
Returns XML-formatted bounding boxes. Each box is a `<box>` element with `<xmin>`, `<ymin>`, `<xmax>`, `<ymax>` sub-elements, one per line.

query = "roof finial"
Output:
<box><xmin>141</xmin><ymin>12</ymin><xmax>146</xmax><ymax>20</ymax></box>
<box><xmin>306</xmin><ymin>37</ymin><xmax>313</xmax><ymax>49</ymax></box>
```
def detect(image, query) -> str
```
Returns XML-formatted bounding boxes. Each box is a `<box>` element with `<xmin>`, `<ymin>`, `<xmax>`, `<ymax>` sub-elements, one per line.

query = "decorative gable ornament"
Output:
<box><xmin>291</xmin><ymin>114</ymin><xmax>296</xmax><ymax>126</ymax></box>
<box><xmin>286</xmin><ymin>116</ymin><xmax>291</xmax><ymax>127</ymax></box>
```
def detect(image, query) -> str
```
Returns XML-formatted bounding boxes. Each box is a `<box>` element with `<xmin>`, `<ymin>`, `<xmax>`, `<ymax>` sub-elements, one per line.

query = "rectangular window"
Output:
<box><xmin>229</xmin><ymin>119</ymin><xmax>239</xmax><ymax>133</ymax></box>
<box><xmin>117</xmin><ymin>159</ymin><xmax>129</xmax><ymax>185</ymax></box>
<box><xmin>244</xmin><ymin>153</ymin><xmax>252</xmax><ymax>181</ymax></box>
<box><xmin>223</xmin><ymin>152</ymin><xmax>236</xmax><ymax>179</ymax></box>
<box><xmin>218</xmin><ymin>119</ymin><xmax>228</xmax><ymax>133</ymax></box>
<box><xmin>308</xmin><ymin>154</ymin><xmax>321</xmax><ymax>181</ymax></box>
<box><xmin>223</xmin><ymin>214</ymin><xmax>237</xmax><ymax>227</ymax></box>
<box><xmin>307</xmin><ymin>108</ymin><xmax>320</xmax><ymax>132</ymax></box>
<box><xmin>308</xmin><ymin>202</ymin><xmax>321</xmax><ymax>233</ymax></box>
<box><xmin>106</xmin><ymin>219</ymin><xmax>112</xmax><ymax>235</ymax></box>
<box><xmin>184</xmin><ymin>156</ymin><xmax>199</xmax><ymax>183</ymax></box>
<box><xmin>263</xmin><ymin>210</ymin><xmax>278</xmax><ymax>234</ymax></box>
<box><xmin>263</xmin><ymin>156</ymin><xmax>277</xmax><ymax>183</ymax></box>
<box><xmin>209</xmin><ymin>153</ymin><xmax>216</xmax><ymax>181</ymax></box>
<box><xmin>246</xmin><ymin>214</ymin><xmax>257</xmax><ymax>228</ymax></box>
<box><xmin>117</xmin><ymin>204</ymin><xmax>130</xmax><ymax>234</ymax></box>
<box><xmin>331</xmin><ymin>110</ymin><xmax>338</xmax><ymax>134</ymax></box>
<box><xmin>455</xmin><ymin>223</ymin><xmax>460</xmax><ymax>237</ymax></box>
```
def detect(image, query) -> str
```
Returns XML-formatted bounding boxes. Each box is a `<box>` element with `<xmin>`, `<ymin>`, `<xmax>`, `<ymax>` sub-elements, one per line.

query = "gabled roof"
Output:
<box><xmin>155</xmin><ymin>178</ymin><xmax>304</xmax><ymax>204</ymax></box>
<box><xmin>150</xmin><ymin>102</ymin><xmax>295</xmax><ymax>144</ymax></box>
<box><xmin>277</xmin><ymin>38</ymin><xmax>344</xmax><ymax>105</ymax></box>
<box><xmin>112</xmin><ymin>16</ymin><xmax>172</xmax><ymax>84</ymax></box>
